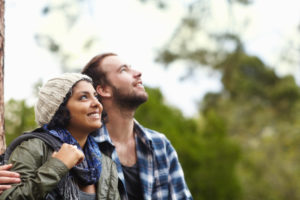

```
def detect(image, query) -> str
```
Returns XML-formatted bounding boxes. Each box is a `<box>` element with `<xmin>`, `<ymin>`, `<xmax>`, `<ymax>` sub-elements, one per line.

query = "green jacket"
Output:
<box><xmin>0</xmin><ymin>138</ymin><xmax>120</xmax><ymax>200</ymax></box>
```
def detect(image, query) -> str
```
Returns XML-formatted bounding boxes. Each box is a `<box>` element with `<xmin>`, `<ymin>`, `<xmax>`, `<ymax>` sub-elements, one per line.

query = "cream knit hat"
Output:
<box><xmin>35</xmin><ymin>73</ymin><xmax>92</xmax><ymax>126</ymax></box>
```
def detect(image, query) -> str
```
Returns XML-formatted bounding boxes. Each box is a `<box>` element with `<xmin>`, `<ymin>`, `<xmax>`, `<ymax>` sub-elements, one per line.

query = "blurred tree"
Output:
<box><xmin>0</xmin><ymin>0</ymin><xmax>5</xmax><ymax>153</ymax></box>
<box><xmin>4</xmin><ymin>99</ymin><xmax>36</xmax><ymax>145</ymax></box>
<box><xmin>200</xmin><ymin>51</ymin><xmax>300</xmax><ymax>199</ymax></box>
<box><xmin>35</xmin><ymin>0</ymin><xmax>99</xmax><ymax>72</ymax></box>
<box><xmin>139</xmin><ymin>0</ymin><xmax>252</xmax><ymax>8</ymax></box>
<box><xmin>34</xmin><ymin>0</ymin><xmax>252</xmax><ymax>73</ymax></box>
<box><xmin>158</xmin><ymin>30</ymin><xmax>300</xmax><ymax>198</ymax></box>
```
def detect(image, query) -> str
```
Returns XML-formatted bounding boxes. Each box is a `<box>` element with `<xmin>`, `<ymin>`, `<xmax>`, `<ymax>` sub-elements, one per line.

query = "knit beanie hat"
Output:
<box><xmin>35</xmin><ymin>73</ymin><xmax>92</xmax><ymax>126</ymax></box>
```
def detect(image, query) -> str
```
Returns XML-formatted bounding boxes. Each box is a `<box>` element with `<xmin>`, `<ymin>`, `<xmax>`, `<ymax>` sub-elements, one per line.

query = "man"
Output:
<box><xmin>82</xmin><ymin>53</ymin><xmax>192</xmax><ymax>200</ymax></box>
<box><xmin>0</xmin><ymin>52</ymin><xmax>192</xmax><ymax>200</ymax></box>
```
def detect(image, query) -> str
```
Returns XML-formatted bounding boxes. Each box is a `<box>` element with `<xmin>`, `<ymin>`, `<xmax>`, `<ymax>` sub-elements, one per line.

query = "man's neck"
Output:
<box><xmin>105</xmin><ymin>106</ymin><xmax>136</xmax><ymax>143</ymax></box>
<box><xmin>103</xmin><ymin>101</ymin><xmax>139</xmax><ymax>166</ymax></box>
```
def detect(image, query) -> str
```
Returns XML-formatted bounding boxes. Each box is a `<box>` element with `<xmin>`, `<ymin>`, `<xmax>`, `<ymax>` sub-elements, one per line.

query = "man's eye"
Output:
<box><xmin>120</xmin><ymin>65</ymin><xmax>131</xmax><ymax>72</ymax></box>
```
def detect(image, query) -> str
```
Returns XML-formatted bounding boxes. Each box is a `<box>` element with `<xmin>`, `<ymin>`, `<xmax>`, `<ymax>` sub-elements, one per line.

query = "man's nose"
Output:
<box><xmin>132</xmin><ymin>69</ymin><xmax>142</xmax><ymax>77</ymax></box>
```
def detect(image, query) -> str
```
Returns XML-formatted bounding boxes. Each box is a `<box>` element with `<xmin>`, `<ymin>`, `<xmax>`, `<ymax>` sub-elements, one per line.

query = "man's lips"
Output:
<box><xmin>134</xmin><ymin>80</ymin><xmax>144</xmax><ymax>88</ymax></box>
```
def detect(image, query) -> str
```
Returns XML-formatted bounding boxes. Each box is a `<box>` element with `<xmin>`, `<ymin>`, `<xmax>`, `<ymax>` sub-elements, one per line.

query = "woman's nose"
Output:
<box><xmin>92</xmin><ymin>97</ymin><xmax>103</xmax><ymax>112</ymax></box>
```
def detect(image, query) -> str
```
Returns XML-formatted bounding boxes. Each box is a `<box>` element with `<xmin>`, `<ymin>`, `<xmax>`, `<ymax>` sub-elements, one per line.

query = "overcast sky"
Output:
<box><xmin>4</xmin><ymin>0</ymin><xmax>300</xmax><ymax>117</ymax></box>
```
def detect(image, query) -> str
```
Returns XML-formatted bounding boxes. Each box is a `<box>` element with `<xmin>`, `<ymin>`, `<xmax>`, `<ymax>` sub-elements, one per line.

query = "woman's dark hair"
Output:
<box><xmin>47</xmin><ymin>91</ymin><xmax>71</xmax><ymax>129</ymax></box>
<box><xmin>48</xmin><ymin>78</ymin><xmax>95</xmax><ymax>129</ymax></box>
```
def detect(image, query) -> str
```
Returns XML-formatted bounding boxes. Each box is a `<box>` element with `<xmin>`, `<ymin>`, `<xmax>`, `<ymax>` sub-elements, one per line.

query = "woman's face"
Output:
<box><xmin>66</xmin><ymin>80</ymin><xmax>103</xmax><ymax>134</ymax></box>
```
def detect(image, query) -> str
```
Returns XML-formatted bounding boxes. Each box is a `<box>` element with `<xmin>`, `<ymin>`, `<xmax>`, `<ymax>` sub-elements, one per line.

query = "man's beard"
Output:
<box><xmin>112</xmin><ymin>85</ymin><xmax>148</xmax><ymax>110</ymax></box>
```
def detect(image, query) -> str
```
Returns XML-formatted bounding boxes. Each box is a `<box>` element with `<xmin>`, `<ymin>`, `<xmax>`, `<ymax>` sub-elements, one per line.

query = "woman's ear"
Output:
<box><xmin>96</xmin><ymin>85</ymin><xmax>112</xmax><ymax>98</ymax></box>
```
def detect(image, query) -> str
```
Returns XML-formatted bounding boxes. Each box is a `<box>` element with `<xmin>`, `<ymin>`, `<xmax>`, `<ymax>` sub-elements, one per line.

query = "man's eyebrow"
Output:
<box><xmin>118</xmin><ymin>64</ymin><xmax>131</xmax><ymax>70</ymax></box>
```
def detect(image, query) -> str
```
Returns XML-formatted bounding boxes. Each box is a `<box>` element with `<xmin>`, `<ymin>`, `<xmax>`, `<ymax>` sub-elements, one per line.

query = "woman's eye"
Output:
<box><xmin>79</xmin><ymin>95</ymin><xmax>88</xmax><ymax>100</ymax></box>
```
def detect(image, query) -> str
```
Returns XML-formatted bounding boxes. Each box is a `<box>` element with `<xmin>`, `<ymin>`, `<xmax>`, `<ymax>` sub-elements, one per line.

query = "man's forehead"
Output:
<box><xmin>102</xmin><ymin>55</ymin><xmax>129</xmax><ymax>69</ymax></box>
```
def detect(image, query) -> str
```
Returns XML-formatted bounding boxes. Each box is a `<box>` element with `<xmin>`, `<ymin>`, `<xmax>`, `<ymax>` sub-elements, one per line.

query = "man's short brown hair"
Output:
<box><xmin>81</xmin><ymin>52</ymin><xmax>117</xmax><ymax>88</ymax></box>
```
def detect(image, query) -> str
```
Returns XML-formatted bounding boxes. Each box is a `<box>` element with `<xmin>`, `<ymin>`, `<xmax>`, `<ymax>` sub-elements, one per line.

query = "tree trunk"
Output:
<box><xmin>0</xmin><ymin>0</ymin><xmax>6</xmax><ymax>154</ymax></box>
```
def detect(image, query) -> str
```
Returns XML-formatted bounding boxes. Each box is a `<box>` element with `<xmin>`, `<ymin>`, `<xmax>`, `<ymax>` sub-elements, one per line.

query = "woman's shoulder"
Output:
<box><xmin>97</xmin><ymin>153</ymin><xmax>120</xmax><ymax>199</ymax></box>
<box><xmin>101</xmin><ymin>153</ymin><xmax>116</xmax><ymax>169</ymax></box>
<box><xmin>14</xmin><ymin>137</ymin><xmax>52</xmax><ymax>152</ymax></box>
<box><xmin>98</xmin><ymin>153</ymin><xmax>118</xmax><ymax>179</ymax></box>
<box><xmin>9</xmin><ymin>137</ymin><xmax>53</xmax><ymax>165</ymax></box>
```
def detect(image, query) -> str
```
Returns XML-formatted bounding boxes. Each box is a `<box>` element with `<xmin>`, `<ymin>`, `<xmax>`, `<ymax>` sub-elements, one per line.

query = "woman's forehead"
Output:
<box><xmin>72</xmin><ymin>80</ymin><xmax>95</xmax><ymax>92</ymax></box>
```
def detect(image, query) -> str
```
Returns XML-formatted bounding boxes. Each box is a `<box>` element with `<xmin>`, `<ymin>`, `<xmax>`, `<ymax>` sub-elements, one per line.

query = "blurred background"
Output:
<box><xmin>3</xmin><ymin>0</ymin><xmax>300</xmax><ymax>199</ymax></box>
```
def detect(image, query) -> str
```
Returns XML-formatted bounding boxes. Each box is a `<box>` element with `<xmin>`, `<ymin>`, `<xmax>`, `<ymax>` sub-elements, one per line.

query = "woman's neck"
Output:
<box><xmin>67</xmin><ymin>128</ymin><xmax>89</xmax><ymax>149</ymax></box>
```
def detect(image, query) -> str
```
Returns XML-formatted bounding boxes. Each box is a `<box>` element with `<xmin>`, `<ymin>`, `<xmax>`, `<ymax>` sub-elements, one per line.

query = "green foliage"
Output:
<box><xmin>4</xmin><ymin>99</ymin><xmax>37</xmax><ymax>145</ymax></box>
<box><xmin>199</xmin><ymin>52</ymin><xmax>300</xmax><ymax>200</ymax></box>
<box><xmin>195</xmin><ymin>110</ymin><xmax>241</xmax><ymax>200</ymax></box>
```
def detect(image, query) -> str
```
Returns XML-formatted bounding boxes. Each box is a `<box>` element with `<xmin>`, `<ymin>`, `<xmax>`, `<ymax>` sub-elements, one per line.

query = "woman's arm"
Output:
<box><xmin>0</xmin><ymin>138</ymin><xmax>69</xmax><ymax>200</ymax></box>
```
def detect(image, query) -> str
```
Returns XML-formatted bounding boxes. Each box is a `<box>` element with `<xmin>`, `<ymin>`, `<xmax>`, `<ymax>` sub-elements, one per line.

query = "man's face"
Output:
<box><xmin>100</xmin><ymin>55</ymin><xmax>148</xmax><ymax>109</ymax></box>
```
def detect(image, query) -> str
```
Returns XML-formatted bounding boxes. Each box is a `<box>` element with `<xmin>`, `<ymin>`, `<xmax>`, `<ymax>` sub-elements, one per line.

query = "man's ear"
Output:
<box><xmin>96</xmin><ymin>85</ymin><xmax>112</xmax><ymax>98</ymax></box>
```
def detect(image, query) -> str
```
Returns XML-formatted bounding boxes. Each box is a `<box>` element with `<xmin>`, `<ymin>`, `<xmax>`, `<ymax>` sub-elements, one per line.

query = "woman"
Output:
<box><xmin>0</xmin><ymin>73</ymin><xmax>120</xmax><ymax>200</ymax></box>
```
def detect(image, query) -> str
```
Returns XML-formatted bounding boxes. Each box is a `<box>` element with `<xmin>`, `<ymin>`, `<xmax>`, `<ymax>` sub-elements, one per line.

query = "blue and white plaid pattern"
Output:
<box><xmin>92</xmin><ymin>120</ymin><xmax>193</xmax><ymax>200</ymax></box>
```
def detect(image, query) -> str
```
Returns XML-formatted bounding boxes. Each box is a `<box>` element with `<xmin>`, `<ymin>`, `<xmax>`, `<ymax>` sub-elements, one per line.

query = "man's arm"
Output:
<box><xmin>166</xmin><ymin>139</ymin><xmax>193</xmax><ymax>200</ymax></box>
<box><xmin>0</xmin><ymin>164</ymin><xmax>21</xmax><ymax>194</ymax></box>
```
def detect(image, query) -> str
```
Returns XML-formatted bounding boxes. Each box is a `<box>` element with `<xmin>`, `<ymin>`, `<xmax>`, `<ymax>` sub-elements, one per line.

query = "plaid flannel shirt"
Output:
<box><xmin>92</xmin><ymin>120</ymin><xmax>193</xmax><ymax>200</ymax></box>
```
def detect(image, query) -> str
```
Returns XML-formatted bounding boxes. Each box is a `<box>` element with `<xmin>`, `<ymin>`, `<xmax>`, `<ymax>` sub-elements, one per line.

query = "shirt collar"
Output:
<box><xmin>93</xmin><ymin>120</ymin><xmax>153</xmax><ymax>150</ymax></box>
<box><xmin>92</xmin><ymin>125</ymin><xmax>113</xmax><ymax>145</ymax></box>
<box><xmin>133</xmin><ymin>120</ymin><xmax>153</xmax><ymax>151</ymax></box>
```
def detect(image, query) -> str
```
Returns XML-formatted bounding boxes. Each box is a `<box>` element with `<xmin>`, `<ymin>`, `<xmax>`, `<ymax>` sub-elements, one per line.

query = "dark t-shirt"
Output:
<box><xmin>122</xmin><ymin>163</ymin><xmax>144</xmax><ymax>200</ymax></box>
<box><xmin>79</xmin><ymin>190</ymin><xmax>96</xmax><ymax>200</ymax></box>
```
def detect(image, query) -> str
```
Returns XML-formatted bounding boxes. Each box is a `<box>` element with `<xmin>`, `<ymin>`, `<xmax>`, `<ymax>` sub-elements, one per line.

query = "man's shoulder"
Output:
<box><xmin>135</xmin><ymin>121</ymin><xmax>166</xmax><ymax>139</ymax></box>
<box><xmin>144</xmin><ymin>127</ymin><xmax>165</xmax><ymax>138</ymax></box>
<box><xmin>134</xmin><ymin>121</ymin><xmax>171</xmax><ymax>148</ymax></box>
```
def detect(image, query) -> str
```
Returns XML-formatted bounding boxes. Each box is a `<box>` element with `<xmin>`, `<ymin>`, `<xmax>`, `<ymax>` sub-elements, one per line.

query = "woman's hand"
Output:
<box><xmin>52</xmin><ymin>143</ymin><xmax>84</xmax><ymax>169</ymax></box>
